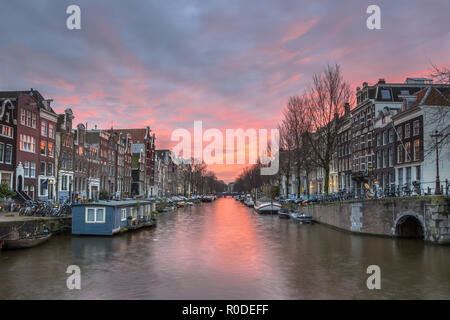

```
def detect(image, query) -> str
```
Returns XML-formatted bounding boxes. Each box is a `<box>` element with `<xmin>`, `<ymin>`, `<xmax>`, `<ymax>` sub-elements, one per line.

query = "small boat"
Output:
<box><xmin>254</xmin><ymin>198</ymin><xmax>281</xmax><ymax>214</ymax></box>
<box><xmin>244</xmin><ymin>194</ymin><xmax>255</xmax><ymax>207</ymax></box>
<box><xmin>290</xmin><ymin>213</ymin><xmax>314</xmax><ymax>224</ymax></box>
<box><xmin>2</xmin><ymin>233</ymin><xmax>52</xmax><ymax>250</ymax></box>
<box><xmin>278</xmin><ymin>208</ymin><xmax>290</xmax><ymax>219</ymax></box>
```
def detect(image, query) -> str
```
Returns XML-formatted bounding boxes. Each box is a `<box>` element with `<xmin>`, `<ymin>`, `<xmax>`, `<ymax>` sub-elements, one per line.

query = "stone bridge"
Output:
<box><xmin>300</xmin><ymin>195</ymin><xmax>449</xmax><ymax>244</ymax></box>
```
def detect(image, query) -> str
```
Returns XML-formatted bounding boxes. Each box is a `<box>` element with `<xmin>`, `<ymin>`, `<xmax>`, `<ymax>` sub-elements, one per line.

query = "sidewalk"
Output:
<box><xmin>0</xmin><ymin>211</ymin><xmax>66</xmax><ymax>223</ymax></box>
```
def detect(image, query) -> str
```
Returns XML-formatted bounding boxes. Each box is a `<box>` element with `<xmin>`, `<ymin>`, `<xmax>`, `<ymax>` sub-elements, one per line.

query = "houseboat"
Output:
<box><xmin>72</xmin><ymin>200</ymin><xmax>156</xmax><ymax>236</ymax></box>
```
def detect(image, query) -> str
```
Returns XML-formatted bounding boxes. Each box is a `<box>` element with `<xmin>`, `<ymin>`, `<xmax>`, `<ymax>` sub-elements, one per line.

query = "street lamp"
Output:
<box><xmin>430</xmin><ymin>130</ymin><xmax>443</xmax><ymax>195</ymax></box>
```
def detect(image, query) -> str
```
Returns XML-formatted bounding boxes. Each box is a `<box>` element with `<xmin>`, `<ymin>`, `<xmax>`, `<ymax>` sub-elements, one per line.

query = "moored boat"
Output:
<box><xmin>254</xmin><ymin>198</ymin><xmax>281</xmax><ymax>214</ymax></box>
<box><xmin>2</xmin><ymin>233</ymin><xmax>52</xmax><ymax>250</ymax></box>
<box><xmin>290</xmin><ymin>213</ymin><xmax>314</xmax><ymax>223</ymax></box>
<box><xmin>244</xmin><ymin>194</ymin><xmax>255</xmax><ymax>207</ymax></box>
<box><xmin>278</xmin><ymin>208</ymin><xmax>290</xmax><ymax>219</ymax></box>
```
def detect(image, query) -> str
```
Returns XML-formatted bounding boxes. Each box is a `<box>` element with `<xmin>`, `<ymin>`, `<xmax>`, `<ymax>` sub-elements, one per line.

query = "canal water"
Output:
<box><xmin>0</xmin><ymin>198</ymin><xmax>449</xmax><ymax>299</ymax></box>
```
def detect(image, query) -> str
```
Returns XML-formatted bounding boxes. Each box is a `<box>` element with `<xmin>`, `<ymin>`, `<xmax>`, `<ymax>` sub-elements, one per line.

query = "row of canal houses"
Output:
<box><xmin>278</xmin><ymin>77</ymin><xmax>450</xmax><ymax>197</ymax></box>
<box><xmin>0</xmin><ymin>89</ymin><xmax>158</xmax><ymax>203</ymax></box>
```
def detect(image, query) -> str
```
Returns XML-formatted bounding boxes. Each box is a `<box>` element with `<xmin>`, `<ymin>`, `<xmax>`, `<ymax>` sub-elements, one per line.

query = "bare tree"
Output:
<box><xmin>303</xmin><ymin>64</ymin><xmax>352</xmax><ymax>195</ymax></box>
<box><xmin>425</xmin><ymin>64</ymin><xmax>450</xmax><ymax>158</ymax></box>
<box><xmin>280</xmin><ymin>95</ymin><xmax>314</xmax><ymax>197</ymax></box>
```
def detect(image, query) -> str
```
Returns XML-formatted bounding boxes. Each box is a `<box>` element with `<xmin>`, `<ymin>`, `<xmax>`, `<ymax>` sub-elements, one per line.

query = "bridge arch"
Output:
<box><xmin>394</xmin><ymin>213</ymin><xmax>425</xmax><ymax>239</ymax></box>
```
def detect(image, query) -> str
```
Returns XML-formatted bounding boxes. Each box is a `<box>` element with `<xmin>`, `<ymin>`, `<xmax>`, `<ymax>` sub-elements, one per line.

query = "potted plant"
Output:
<box><xmin>127</xmin><ymin>215</ymin><xmax>133</xmax><ymax>227</ymax></box>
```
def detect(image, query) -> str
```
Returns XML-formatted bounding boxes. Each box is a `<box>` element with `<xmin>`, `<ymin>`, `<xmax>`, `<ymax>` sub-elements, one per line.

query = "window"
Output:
<box><xmin>389</xmin><ymin>148</ymin><xmax>393</xmax><ymax>167</ymax></box>
<box><xmin>405</xmin><ymin>123</ymin><xmax>410</xmax><ymax>138</ymax></box>
<box><xmin>47</xmin><ymin>163</ymin><xmax>53</xmax><ymax>176</ymax></box>
<box><xmin>30</xmin><ymin>162</ymin><xmax>36</xmax><ymax>178</ymax></box>
<box><xmin>413</xmin><ymin>120</ymin><xmax>420</xmax><ymax>136</ymax></box>
<box><xmin>121</xmin><ymin>208</ymin><xmax>127</xmax><ymax>221</ymax></box>
<box><xmin>41</xmin><ymin>121</ymin><xmax>48</xmax><ymax>136</ymax></box>
<box><xmin>32</xmin><ymin>113</ymin><xmax>37</xmax><ymax>128</ymax></box>
<box><xmin>376</xmin><ymin>134</ymin><xmax>381</xmax><ymax>147</ymax></box>
<box><xmin>416</xmin><ymin>166</ymin><xmax>421</xmax><ymax>181</ymax></box>
<box><xmin>49</xmin><ymin>123</ymin><xmax>54</xmax><ymax>139</ymax></box>
<box><xmin>85</xmin><ymin>207</ymin><xmax>105</xmax><ymax>223</ymax></box>
<box><xmin>62</xmin><ymin>175</ymin><xmax>68</xmax><ymax>191</ymax></box>
<box><xmin>40</xmin><ymin>140</ymin><xmax>47</xmax><ymax>155</ymax></box>
<box><xmin>130</xmin><ymin>207</ymin><xmax>136</xmax><ymax>219</ymax></box>
<box><xmin>406</xmin><ymin>167</ymin><xmax>411</xmax><ymax>186</ymax></box>
<box><xmin>21</xmin><ymin>109</ymin><xmax>26</xmax><ymax>125</ymax></box>
<box><xmin>405</xmin><ymin>142</ymin><xmax>411</xmax><ymax>162</ymax></box>
<box><xmin>397</xmin><ymin>145</ymin><xmax>403</xmax><ymax>163</ymax></box>
<box><xmin>27</xmin><ymin>111</ymin><xmax>32</xmax><ymax>127</ymax></box>
<box><xmin>5</xmin><ymin>144</ymin><xmax>12</xmax><ymax>164</ymax></box>
<box><xmin>383</xmin><ymin>131</ymin><xmax>387</xmax><ymax>145</ymax></box>
<box><xmin>398</xmin><ymin>168</ymin><xmax>403</xmax><ymax>186</ymax></box>
<box><xmin>20</xmin><ymin>134</ymin><xmax>36</xmax><ymax>153</ymax></box>
<box><xmin>48</xmin><ymin>142</ymin><xmax>54</xmax><ymax>157</ymax></box>
<box><xmin>61</xmin><ymin>152</ymin><xmax>66</xmax><ymax>168</ymax></box>
<box><xmin>0</xmin><ymin>143</ymin><xmax>3</xmax><ymax>163</ymax></box>
<box><xmin>0</xmin><ymin>125</ymin><xmax>13</xmax><ymax>138</ymax></box>
<box><xmin>414</xmin><ymin>140</ymin><xmax>421</xmax><ymax>161</ymax></box>
<box><xmin>397</xmin><ymin>126</ymin><xmax>403</xmax><ymax>140</ymax></box>
<box><xmin>40</xmin><ymin>162</ymin><xmax>46</xmax><ymax>175</ymax></box>
<box><xmin>383</xmin><ymin>150</ymin><xmax>387</xmax><ymax>168</ymax></box>
<box><xmin>67</xmin><ymin>154</ymin><xmax>72</xmax><ymax>169</ymax></box>
<box><xmin>24</xmin><ymin>161</ymin><xmax>30</xmax><ymax>177</ymax></box>
<box><xmin>381</xmin><ymin>89</ymin><xmax>391</xmax><ymax>100</ymax></box>
<box><xmin>377</xmin><ymin>151</ymin><xmax>382</xmax><ymax>169</ymax></box>
<box><xmin>389</xmin><ymin>129</ymin><xmax>394</xmax><ymax>143</ymax></box>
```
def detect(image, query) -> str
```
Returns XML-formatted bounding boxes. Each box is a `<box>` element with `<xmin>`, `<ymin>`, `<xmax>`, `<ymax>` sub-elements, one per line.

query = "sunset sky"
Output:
<box><xmin>1</xmin><ymin>0</ymin><xmax>449</xmax><ymax>183</ymax></box>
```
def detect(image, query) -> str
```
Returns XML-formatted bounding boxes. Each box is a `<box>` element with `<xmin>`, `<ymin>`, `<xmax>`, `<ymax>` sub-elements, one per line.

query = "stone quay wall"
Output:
<box><xmin>0</xmin><ymin>216</ymin><xmax>72</xmax><ymax>239</ymax></box>
<box><xmin>299</xmin><ymin>196</ymin><xmax>450</xmax><ymax>244</ymax></box>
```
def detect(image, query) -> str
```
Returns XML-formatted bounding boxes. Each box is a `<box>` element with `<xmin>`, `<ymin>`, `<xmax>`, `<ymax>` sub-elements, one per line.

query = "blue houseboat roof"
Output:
<box><xmin>73</xmin><ymin>200</ymin><xmax>154</xmax><ymax>208</ymax></box>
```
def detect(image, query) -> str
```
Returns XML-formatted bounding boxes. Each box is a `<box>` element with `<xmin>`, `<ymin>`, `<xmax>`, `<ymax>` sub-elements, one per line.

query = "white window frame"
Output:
<box><xmin>85</xmin><ymin>207</ymin><xmax>106</xmax><ymax>224</ymax></box>
<box><xmin>121</xmin><ymin>208</ymin><xmax>127</xmax><ymax>221</ymax></box>
<box><xmin>130</xmin><ymin>207</ymin><xmax>137</xmax><ymax>220</ymax></box>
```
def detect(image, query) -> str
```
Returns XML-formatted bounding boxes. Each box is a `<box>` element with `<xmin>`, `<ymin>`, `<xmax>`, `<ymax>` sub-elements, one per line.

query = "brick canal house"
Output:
<box><xmin>0</xmin><ymin>96</ymin><xmax>16</xmax><ymax>190</ymax></box>
<box><xmin>113</xmin><ymin>127</ymin><xmax>156</xmax><ymax>197</ymax></box>
<box><xmin>351</xmin><ymin>78</ymin><xmax>434</xmax><ymax>196</ymax></box>
<box><xmin>86</xmin><ymin>128</ymin><xmax>112</xmax><ymax>198</ymax></box>
<box><xmin>55</xmin><ymin>108</ymin><xmax>74</xmax><ymax>202</ymax></box>
<box><xmin>131</xmin><ymin>143</ymin><xmax>145</xmax><ymax>197</ymax></box>
<box><xmin>392</xmin><ymin>85</ymin><xmax>450</xmax><ymax>194</ymax></box>
<box><xmin>337</xmin><ymin>103</ymin><xmax>352</xmax><ymax>193</ymax></box>
<box><xmin>372</xmin><ymin>106</ymin><xmax>397</xmax><ymax>194</ymax></box>
<box><xmin>112</xmin><ymin>131</ymin><xmax>133</xmax><ymax>198</ymax></box>
<box><xmin>73</xmin><ymin>123</ymin><xmax>88</xmax><ymax>201</ymax></box>
<box><xmin>37</xmin><ymin>98</ymin><xmax>58</xmax><ymax>201</ymax></box>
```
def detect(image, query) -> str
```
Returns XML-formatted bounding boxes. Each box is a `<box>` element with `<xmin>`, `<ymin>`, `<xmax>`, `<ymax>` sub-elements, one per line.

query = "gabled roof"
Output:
<box><xmin>0</xmin><ymin>89</ymin><xmax>57</xmax><ymax>114</ymax></box>
<box><xmin>410</xmin><ymin>87</ymin><xmax>450</xmax><ymax>108</ymax></box>
<box><xmin>112</xmin><ymin>128</ymin><xmax>150</xmax><ymax>144</ymax></box>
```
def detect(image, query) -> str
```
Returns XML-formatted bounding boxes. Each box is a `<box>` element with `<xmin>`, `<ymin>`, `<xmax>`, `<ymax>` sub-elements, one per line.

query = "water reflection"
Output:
<box><xmin>0</xmin><ymin>198</ymin><xmax>449</xmax><ymax>299</ymax></box>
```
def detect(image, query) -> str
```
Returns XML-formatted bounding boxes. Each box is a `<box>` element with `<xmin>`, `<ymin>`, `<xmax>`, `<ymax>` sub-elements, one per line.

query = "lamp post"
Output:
<box><xmin>430</xmin><ymin>131</ymin><xmax>443</xmax><ymax>195</ymax></box>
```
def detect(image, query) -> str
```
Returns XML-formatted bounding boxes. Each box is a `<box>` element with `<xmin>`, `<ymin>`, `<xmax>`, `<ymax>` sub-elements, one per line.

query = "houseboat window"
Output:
<box><xmin>130</xmin><ymin>207</ymin><xmax>136</xmax><ymax>219</ymax></box>
<box><xmin>86</xmin><ymin>207</ymin><xmax>105</xmax><ymax>223</ymax></box>
<box><xmin>121</xmin><ymin>208</ymin><xmax>127</xmax><ymax>221</ymax></box>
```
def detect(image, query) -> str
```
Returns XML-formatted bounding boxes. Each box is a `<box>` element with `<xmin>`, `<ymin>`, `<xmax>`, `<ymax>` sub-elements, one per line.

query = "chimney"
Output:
<box><xmin>378</xmin><ymin>78</ymin><xmax>386</xmax><ymax>84</ymax></box>
<box><xmin>363</xmin><ymin>82</ymin><xmax>368</xmax><ymax>88</ymax></box>
<box><xmin>344</xmin><ymin>102</ymin><xmax>350</xmax><ymax>115</ymax></box>
<box><xmin>94</xmin><ymin>124</ymin><xmax>97</xmax><ymax>130</ymax></box>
